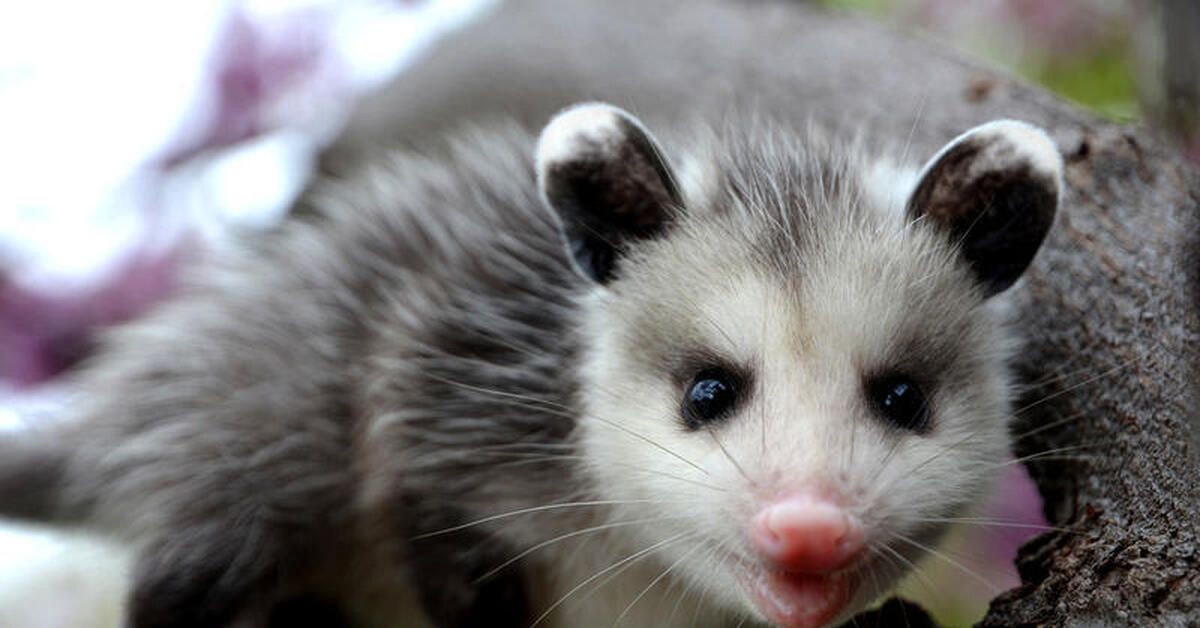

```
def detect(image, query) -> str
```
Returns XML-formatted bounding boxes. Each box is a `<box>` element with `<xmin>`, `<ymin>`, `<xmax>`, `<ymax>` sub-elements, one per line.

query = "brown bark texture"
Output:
<box><xmin>326</xmin><ymin>0</ymin><xmax>1200</xmax><ymax>624</ymax></box>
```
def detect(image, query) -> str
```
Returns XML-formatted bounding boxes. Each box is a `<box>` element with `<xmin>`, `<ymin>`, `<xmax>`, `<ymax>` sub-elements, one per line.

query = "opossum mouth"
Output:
<box><xmin>738</xmin><ymin>565</ymin><xmax>856</xmax><ymax>628</ymax></box>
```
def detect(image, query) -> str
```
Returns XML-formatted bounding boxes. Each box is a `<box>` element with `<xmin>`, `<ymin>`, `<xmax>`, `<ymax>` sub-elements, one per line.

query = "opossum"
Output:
<box><xmin>0</xmin><ymin>102</ymin><xmax>1061</xmax><ymax>628</ymax></box>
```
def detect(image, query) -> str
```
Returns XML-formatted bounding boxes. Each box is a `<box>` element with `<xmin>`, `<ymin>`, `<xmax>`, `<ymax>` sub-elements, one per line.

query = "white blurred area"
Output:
<box><xmin>0</xmin><ymin>0</ymin><xmax>493</xmax><ymax>292</ymax></box>
<box><xmin>0</xmin><ymin>1</ymin><xmax>492</xmax><ymax>626</ymax></box>
<box><xmin>0</xmin><ymin>528</ymin><xmax>129</xmax><ymax>628</ymax></box>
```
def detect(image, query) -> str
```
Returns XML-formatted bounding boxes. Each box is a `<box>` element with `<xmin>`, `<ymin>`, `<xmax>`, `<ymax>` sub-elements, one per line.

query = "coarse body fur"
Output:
<box><xmin>10</xmin><ymin>122</ymin><xmax>584</xmax><ymax>627</ymax></box>
<box><xmin>0</xmin><ymin>106</ymin><xmax>1057</xmax><ymax>627</ymax></box>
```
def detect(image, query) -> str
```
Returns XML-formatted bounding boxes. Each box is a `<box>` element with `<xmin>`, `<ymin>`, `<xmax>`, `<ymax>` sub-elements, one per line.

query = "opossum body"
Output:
<box><xmin>0</xmin><ymin>104</ymin><xmax>1061</xmax><ymax>628</ymax></box>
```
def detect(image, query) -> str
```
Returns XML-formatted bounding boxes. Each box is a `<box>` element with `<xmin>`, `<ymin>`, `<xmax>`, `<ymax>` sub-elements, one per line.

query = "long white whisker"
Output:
<box><xmin>485</xmin><ymin>452</ymin><xmax>726</xmax><ymax>492</ymax></box>
<box><xmin>1011</xmin><ymin>410</ymin><xmax>1087</xmax><ymax>442</ymax></box>
<box><xmin>985</xmin><ymin>443</ymin><xmax>1107</xmax><ymax>469</ymax></box>
<box><xmin>666</xmin><ymin>546</ymin><xmax>714</xmax><ymax>626</ymax></box>
<box><xmin>707</xmin><ymin>427</ymin><xmax>757</xmax><ymax>487</ymax></box>
<box><xmin>911</xmin><ymin>516</ymin><xmax>1075</xmax><ymax>534</ymax></box>
<box><xmin>410</xmin><ymin>500</ymin><xmax>660</xmax><ymax>540</ymax></box>
<box><xmin>873</xmin><ymin>542</ymin><xmax>934</xmax><ymax>594</ymax></box>
<box><xmin>421</xmin><ymin>372</ymin><xmax>713</xmax><ymax>477</ymax></box>
<box><xmin>477</xmin><ymin>516</ymin><xmax>688</xmax><ymax>584</ymax></box>
<box><xmin>892</xmin><ymin>534</ymin><xmax>996</xmax><ymax>591</ymax></box>
<box><xmin>421</xmin><ymin>374</ymin><xmax>573</xmax><ymax>414</ymax></box>
<box><xmin>612</xmin><ymin>539</ymin><xmax>705</xmax><ymax>627</ymax></box>
<box><xmin>528</xmin><ymin>532</ymin><xmax>692</xmax><ymax>628</ymax></box>
<box><xmin>592</xmin><ymin>414</ymin><xmax>712</xmax><ymax>477</ymax></box>
<box><xmin>1013</xmin><ymin>359</ymin><xmax>1134</xmax><ymax>416</ymax></box>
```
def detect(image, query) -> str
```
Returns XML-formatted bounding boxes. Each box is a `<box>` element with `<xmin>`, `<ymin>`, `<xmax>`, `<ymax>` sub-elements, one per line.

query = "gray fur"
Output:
<box><xmin>0</xmin><ymin>110</ymin><xmax>1055</xmax><ymax>628</ymax></box>
<box><xmin>0</xmin><ymin>433</ymin><xmax>72</xmax><ymax>521</ymax></box>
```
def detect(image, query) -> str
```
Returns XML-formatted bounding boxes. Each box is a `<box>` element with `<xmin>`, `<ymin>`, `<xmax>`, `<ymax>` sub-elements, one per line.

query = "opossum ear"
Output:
<box><xmin>537</xmin><ymin>102</ymin><xmax>681</xmax><ymax>284</ymax></box>
<box><xmin>906</xmin><ymin>120</ymin><xmax>1061</xmax><ymax>297</ymax></box>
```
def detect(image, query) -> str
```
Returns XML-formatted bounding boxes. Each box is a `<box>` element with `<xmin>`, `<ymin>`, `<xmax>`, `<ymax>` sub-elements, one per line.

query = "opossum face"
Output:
<box><xmin>537</xmin><ymin>104</ymin><xmax>1061</xmax><ymax>627</ymax></box>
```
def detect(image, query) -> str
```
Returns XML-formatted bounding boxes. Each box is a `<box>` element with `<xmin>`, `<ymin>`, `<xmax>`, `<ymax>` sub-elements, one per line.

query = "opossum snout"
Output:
<box><xmin>750</xmin><ymin>493</ymin><xmax>865</xmax><ymax>574</ymax></box>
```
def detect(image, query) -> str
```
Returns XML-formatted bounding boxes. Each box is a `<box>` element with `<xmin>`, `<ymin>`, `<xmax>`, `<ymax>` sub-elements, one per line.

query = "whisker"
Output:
<box><xmin>410</xmin><ymin>500</ymin><xmax>661</xmax><ymax>540</ymax></box>
<box><xmin>651</xmin><ymin>560</ymin><xmax>686</xmax><ymax>622</ymax></box>
<box><xmin>422</xmin><ymin>374</ymin><xmax>574</xmax><ymax>414</ymax></box>
<box><xmin>865</xmin><ymin>428</ymin><xmax>908</xmax><ymax>487</ymax></box>
<box><xmin>665</xmin><ymin>572</ymin><xmax>695</xmax><ymax>626</ymax></box>
<box><xmin>861</xmin><ymin>546</ymin><xmax>891</xmax><ymax>605</ymax></box>
<box><xmin>528</xmin><ymin>532</ymin><xmax>693</xmax><ymax>628</ymax></box>
<box><xmin>910</xmin><ymin>516</ymin><xmax>1077</xmax><ymax>534</ymax></box>
<box><xmin>904</xmin><ymin>427</ymin><xmax>1001</xmax><ymax>480</ymax></box>
<box><xmin>1018</xmin><ymin>347</ymin><xmax>1111</xmax><ymax>389</ymax></box>
<box><xmin>617</xmin><ymin>466</ymin><xmax>727</xmax><ymax>492</ymax></box>
<box><xmin>485</xmin><ymin>452</ymin><xmax>727</xmax><ymax>492</ymax></box>
<box><xmin>477</xmin><ymin>516</ymin><xmax>689</xmax><ymax>584</ymax></box>
<box><xmin>987</xmin><ymin>442</ymin><xmax>1108</xmax><ymax>469</ymax></box>
<box><xmin>475</xmin><ymin>442</ymin><xmax>578</xmax><ymax>452</ymax></box>
<box><xmin>612</xmin><ymin>539</ymin><xmax>705</xmax><ymax>627</ymax></box>
<box><xmin>872</xmin><ymin>542</ymin><xmax>934</xmax><ymax>594</ymax></box>
<box><xmin>484</xmin><ymin>452</ymin><xmax>583</xmax><ymax>463</ymax></box>
<box><xmin>662</xmin><ymin>535</ymin><xmax>724</xmax><ymax>627</ymax></box>
<box><xmin>1011</xmin><ymin>410</ymin><xmax>1087</xmax><ymax>442</ymax></box>
<box><xmin>891</xmin><ymin>534</ymin><xmax>996</xmax><ymax>591</ymax></box>
<box><xmin>1013</xmin><ymin>359</ymin><xmax>1135</xmax><ymax>416</ymax></box>
<box><xmin>707</xmin><ymin>427</ymin><xmax>757</xmax><ymax>488</ymax></box>
<box><xmin>592</xmin><ymin>414</ymin><xmax>712</xmax><ymax>477</ymax></box>
<box><xmin>690</xmin><ymin>570</ymin><xmax>707</xmax><ymax>627</ymax></box>
<box><xmin>418</xmin><ymin>373</ymin><xmax>713</xmax><ymax>478</ymax></box>
<box><xmin>992</xmin><ymin>454</ymin><xmax>1095</xmax><ymax>468</ymax></box>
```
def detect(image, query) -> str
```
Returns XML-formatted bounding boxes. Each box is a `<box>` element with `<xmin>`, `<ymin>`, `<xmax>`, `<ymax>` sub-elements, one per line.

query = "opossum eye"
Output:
<box><xmin>682</xmin><ymin>368</ymin><xmax>741</xmax><ymax>429</ymax></box>
<box><xmin>868</xmin><ymin>375</ymin><xmax>931</xmax><ymax>433</ymax></box>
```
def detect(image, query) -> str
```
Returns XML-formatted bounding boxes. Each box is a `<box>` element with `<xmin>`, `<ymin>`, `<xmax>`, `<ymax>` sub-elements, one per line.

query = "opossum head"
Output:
<box><xmin>536</xmin><ymin>103</ymin><xmax>1061</xmax><ymax>627</ymax></box>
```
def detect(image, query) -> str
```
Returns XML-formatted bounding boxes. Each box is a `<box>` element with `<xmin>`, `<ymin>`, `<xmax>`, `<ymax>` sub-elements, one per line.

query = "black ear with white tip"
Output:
<box><xmin>907</xmin><ymin>120</ymin><xmax>1062</xmax><ymax>297</ymax></box>
<box><xmin>537</xmin><ymin>103</ymin><xmax>681</xmax><ymax>283</ymax></box>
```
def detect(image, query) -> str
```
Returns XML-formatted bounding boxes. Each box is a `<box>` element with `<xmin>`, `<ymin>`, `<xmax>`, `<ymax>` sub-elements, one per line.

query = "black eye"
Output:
<box><xmin>682</xmin><ymin>367</ymin><xmax>741</xmax><ymax>429</ymax></box>
<box><xmin>867</xmin><ymin>375</ymin><xmax>931</xmax><ymax>433</ymax></box>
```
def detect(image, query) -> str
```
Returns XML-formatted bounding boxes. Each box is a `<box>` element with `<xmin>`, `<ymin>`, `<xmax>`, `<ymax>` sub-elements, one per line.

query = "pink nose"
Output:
<box><xmin>751</xmin><ymin>495</ymin><xmax>865</xmax><ymax>574</ymax></box>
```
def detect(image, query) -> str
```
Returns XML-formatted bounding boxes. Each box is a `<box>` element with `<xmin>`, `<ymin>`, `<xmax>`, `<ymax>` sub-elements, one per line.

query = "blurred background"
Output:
<box><xmin>822</xmin><ymin>0</ymin><xmax>1199</xmax><ymax>159</ymax></box>
<box><xmin>0</xmin><ymin>0</ymin><xmax>1195</xmax><ymax>626</ymax></box>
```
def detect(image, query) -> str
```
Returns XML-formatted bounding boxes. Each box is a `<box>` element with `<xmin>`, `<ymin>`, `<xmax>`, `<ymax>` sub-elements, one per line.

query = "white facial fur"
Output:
<box><xmin>574</xmin><ymin>219</ymin><xmax>1015</xmax><ymax>625</ymax></box>
<box><xmin>536</xmin><ymin>105</ymin><xmax>1059</xmax><ymax>627</ymax></box>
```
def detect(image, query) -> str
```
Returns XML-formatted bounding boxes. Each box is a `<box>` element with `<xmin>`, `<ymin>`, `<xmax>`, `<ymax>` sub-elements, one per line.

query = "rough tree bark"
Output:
<box><xmin>327</xmin><ymin>0</ymin><xmax>1200</xmax><ymax>624</ymax></box>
